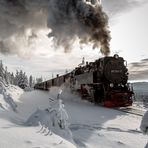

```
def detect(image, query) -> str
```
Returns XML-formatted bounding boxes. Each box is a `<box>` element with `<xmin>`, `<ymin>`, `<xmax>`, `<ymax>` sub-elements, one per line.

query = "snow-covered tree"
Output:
<box><xmin>18</xmin><ymin>71</ymin><xmax>28</xmax><ymax>89</ymax></box>
<box><xmin>36</xmin><ymin>77</ymin><xmax>43</xmax><ymax>83</ymax></box>
<box><xmin>0</xmin><ymin>61</ymin><xmax>9</xmax><ymax>85</ymax></box>
<box><xmin>0</xmin><ymin>60</ymin><xmax>4</xmax><ymax>79</ymax></box>
<box><xmin>4</xmin><ymin>66</ymin><xmax>10</xmax><ymax>84</ymax></box>
<box><xmin>29</xmin><ymin>75</ymin><xmax>33</xmax><ymax>87</ymax></box>
<box><xmin>14</xmin><ymin>70</ymin><xmax>28</xmax><ymax>89</ymax></box>
<box><xmin>14</xmin><ymin>70</ymin><xmax>19</xmax><ymax>86</ymax></box>
<box><xmin>25</xmin><ymin>89</ymin><xmax>73</xmax><ymax>143</ymax></box>
<box><xmin>10</xmin><ymin>72</ymin><xmax>15</xmax><ymax>84</ymax></box>
<box><xmin>0</xmin><ymin>60</ymin><xmax>35</xmax><ymax>89</ymax></box>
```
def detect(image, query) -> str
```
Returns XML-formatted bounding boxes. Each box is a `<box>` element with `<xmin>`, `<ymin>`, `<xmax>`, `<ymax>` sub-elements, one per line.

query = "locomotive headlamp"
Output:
<box><xmin>114</xmin><ymin>54</ymin><xmax>119</xmax><ymax>59</ymax></box>
<box><xmin>110</xmin><ymin>83</ymin><xmax>114</xmax><ymax>87</ymax></box>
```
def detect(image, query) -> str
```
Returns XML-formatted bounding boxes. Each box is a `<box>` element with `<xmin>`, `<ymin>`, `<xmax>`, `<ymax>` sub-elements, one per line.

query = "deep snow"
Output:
<box><xmin>0</xmin><ymin>79</ymin><xmax>23</xmax><ymax>111</ymax></box>
<box><xmin>0</xmin><ymin>85</ymin><xmax>148</xmax><ymax>148</ymax></box>
<box><xmin>0</xmin><ymin>86</ymin><xmax>76</xmax><ymax>148</ymax></box>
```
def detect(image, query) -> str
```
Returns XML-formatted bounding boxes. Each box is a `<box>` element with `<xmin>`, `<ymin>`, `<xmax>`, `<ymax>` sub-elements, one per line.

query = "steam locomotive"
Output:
<box><xmin>34</xmin><ymin>54</ymin><xmax>133</xmax><ymax>107</ymax></box>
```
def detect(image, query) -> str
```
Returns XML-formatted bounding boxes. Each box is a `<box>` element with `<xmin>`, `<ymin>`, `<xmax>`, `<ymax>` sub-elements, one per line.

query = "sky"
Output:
<box><xmin>0</xmin><ymin>0</ymin><xmax>148</xmax><ymax>81</ymax></box>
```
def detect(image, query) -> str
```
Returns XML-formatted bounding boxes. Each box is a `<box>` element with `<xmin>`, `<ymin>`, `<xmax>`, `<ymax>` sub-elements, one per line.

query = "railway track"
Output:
<box><xmin>115</xmin><ymin>107</ymin><xmax>145</xmax><ymax>116</ymax></box>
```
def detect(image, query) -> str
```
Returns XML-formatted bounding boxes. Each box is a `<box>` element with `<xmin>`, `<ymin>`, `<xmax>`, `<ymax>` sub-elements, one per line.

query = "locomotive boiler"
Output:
<box><xmin>34</xmin><ymin>54</ymin><xmax>133</xmax><ymax>107</ymax></box>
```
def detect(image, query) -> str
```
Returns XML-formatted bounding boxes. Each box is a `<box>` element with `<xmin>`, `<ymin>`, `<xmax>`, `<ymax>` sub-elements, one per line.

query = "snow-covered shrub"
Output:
<box><xmin>14</xmin><ymin>70</ymin><xmax>28</xmax><ymax>89</ymax></box>
<box><xmin>48</xmin><ymin>97</ymin><xmax>69</xmax><ymax>129</ymax></box>
<box><xmin>26</xmin><ymin>90</ymin><xmax>74</xmax><ymax>143</ymax></box>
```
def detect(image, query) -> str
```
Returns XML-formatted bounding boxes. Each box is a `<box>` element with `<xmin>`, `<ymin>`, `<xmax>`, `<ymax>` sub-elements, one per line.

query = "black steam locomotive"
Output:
<box><xmin>34</xmin><ymin>54</ymin><xmax>133</xmax><ymax>107</ymax></box>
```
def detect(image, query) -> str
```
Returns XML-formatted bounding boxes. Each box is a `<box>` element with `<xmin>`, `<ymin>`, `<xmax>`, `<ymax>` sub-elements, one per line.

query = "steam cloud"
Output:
<box><xmin>0</xmin><ymin>0</ymin><xmax>146</xmax><ymax>57</ymax></box>
<box><xmin>0</xmin><ymin>0</ymin><xmax>48</xmax><ymax>57</ymax></box>
<box><xmin>48</xmin><ymin>0</ymin><xmax>111</xmax><ymax>55</ymax></box>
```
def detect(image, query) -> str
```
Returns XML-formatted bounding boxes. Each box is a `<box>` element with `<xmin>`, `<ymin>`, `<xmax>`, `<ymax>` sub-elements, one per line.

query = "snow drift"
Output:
<box><xmin>0</xmin><ymin>78</ymin><xmax>23</xmax><ymax>111</ymax></box>
<box><xmin>0</xmin><ymin>85</ymin><xmax>147</xmax><ymax>148</ymax></box>
<box><xmin>25</xmin><ymin>89</ymin><xmax>74</xmax><ymax>144</ymax></box>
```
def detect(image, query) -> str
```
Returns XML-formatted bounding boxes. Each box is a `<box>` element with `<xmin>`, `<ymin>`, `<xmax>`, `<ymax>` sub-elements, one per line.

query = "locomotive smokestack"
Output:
<box><xmin>48</xmin><ymin>0</ymin><xmax>111</xmax><ymax>55</ymax></box>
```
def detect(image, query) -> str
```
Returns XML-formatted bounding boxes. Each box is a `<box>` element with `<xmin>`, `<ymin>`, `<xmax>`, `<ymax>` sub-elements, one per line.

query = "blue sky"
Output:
<box><xmin>0</xmin><ymin>0</ymin><xmax>148</xmax><ymax>81</ymax></box>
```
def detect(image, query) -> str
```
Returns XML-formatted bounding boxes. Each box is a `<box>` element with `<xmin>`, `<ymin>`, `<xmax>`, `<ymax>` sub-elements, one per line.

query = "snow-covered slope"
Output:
<box><xmin>0</xmin><ymin>86</ymin><xmax>147</xmax><ymax>148</ymax></box>
<box><xmin>0</xmin><ymin>86</ymin><xmax>76</xmax><ymax>148</ymax></box>
<box><xmin>25</xmin><ymin>90</ymin><xmax>74</xmax><ymax>144</ymax></box>
<box><xmin>0</xmin><ymin>78</ymin><xmax>23</xmax><ymax>111</ymax></box>
<box><xmin>0</xmin><ymin>117</ymin><xmax>75</xmax><ymax>148</ymax></box>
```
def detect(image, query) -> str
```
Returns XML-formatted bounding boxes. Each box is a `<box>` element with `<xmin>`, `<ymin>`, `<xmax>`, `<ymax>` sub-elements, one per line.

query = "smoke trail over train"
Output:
<box><xmin>0</xmin><ymin>0</ymin><xmax>145</xmax><ymax>57</ymax></box>
<box><xmin>47</xmin><ymin>0</ymin><xmax>111</xmax><ymax>55</ymax></box>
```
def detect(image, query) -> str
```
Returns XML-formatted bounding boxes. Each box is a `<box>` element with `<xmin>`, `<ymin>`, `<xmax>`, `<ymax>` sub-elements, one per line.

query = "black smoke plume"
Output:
<box><xmin>0</xmin><ymin>0</ymin><xmax>146</xmax><ymax>57</ymax></box>
<box><xmin>48</xmin><ymin>0</ymin><xmax>111</xmax><ymax>55</ymax></box>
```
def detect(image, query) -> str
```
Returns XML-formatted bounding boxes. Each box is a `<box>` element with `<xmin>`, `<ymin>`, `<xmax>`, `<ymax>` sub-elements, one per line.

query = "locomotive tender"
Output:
<box><xmin>34</xmin><ymin>54</ymin><xmax>133</xmax><ymax>107</ymax></box>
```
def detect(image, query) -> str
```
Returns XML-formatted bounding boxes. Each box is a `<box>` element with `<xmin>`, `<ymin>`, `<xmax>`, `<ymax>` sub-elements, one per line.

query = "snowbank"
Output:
<box><xmin>0</xmin><ymin>117</ymin><xmax>76</xmax><ymax>148</ymax></box>
<box><xmin>0</xmin><ymin>84</ymin><xmax>76</xmax><ymax>148</ymax></box>
<box><xmin>0</xmin><ymin>78</ymin><xmax>23</xmax><ymax>111</ymax></box>
<box><xmin>25</xmin><ymin>90</ymin><xmax>74</xmax><ymax>144</ymax></box>
<box><xmin>1</xmin><ymin>87</ymin><xmax>147</xmax><ymax>148</ymax></box>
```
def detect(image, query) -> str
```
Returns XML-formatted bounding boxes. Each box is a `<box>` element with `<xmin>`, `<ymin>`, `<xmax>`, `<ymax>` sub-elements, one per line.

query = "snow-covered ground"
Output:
<box><xmin>0</xmin><ymin>85</ymin><xmax>148</xmax><ymax>148</ymax></box>
<box><xmin>0</xmin><ymin>117</ymin><xmax>75</xmax><ymax>148</ymax></box>
<box><xmin>0</xmin><ymin>81</ymin><xmax>148</xmax><ymax>148</ymax></box>
<box><xmin>0</xmin><ymin>85</ymin><xmax>76</xmax><ymax>148</ymax></box>
<box><xmin>0</xmin><ymin>79</ymin><xmax>23</xmax><ymax>111</ymax></box>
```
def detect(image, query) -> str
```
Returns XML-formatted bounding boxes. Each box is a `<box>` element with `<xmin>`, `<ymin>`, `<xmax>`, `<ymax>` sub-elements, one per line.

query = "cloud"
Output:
<box><xmin>102</xmin><ymin>0</ymin><xmax>146</xmax><ymax>17</ymax></box>
<box><xmin>129</xmin><ymin>69</ymin><xmax>148</xmax><ymax>80</ymax></box>
<box><xmin>0</xmin><ymin>0</ymin><xmax>147</xmax><ymax>57</ymax></box>
<box><xmin>128</xmin><ymin>59</ymin><xmax>148</xmax><ymax>80</ymax></box>
<box><xmin>0</xmin><ymin>0</ymin><xmax>48</xmax><ymax>57</ymax></box>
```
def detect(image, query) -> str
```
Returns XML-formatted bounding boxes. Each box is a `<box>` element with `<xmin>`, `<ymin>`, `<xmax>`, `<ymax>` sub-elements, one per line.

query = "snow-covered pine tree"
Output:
<box><xmin>10</xmin><ymin>72</ymin><xmax>14</xmax><ymax>84</ymax></box>
<box><xmin>23</xmin><ymin>72</ymin><xmax>28</xmax><ymax>88</ymax></box>
<box><xmin>29</xmin><ymin>75</ymin><xmax>33</xmax><ymax>88</ymax></box>
<box><xmin>4</xmin><ymin>66</ymin><xmax>10</xmax><ymax>84</ymax></box>
<box><xmin>0</xmin><ymin>60</ymin><xmax>9</xmax><ymax>87</ymax></box>
<box><xmin>14</xmin><ymin>70</ymin><xmax>28</xmax><ymax>89</ymax></box>
<box><xmin>17</xmin><ymin>70</ymin><xmax>23</xmax><ymax>88</ymax></box>
<box><xmin>36</xmin><ymin>77</ymin><xmax>43</xmax><ymax>83</ymax></box>
<box><xmin>14</xmin><ymin>70</ymin><xmax>19</xmax><ymax>86</ymax></box>
<box><xmin>19</xmin><ymin>71</ymin><xmax>28</xmax><ymax>89</ymax></box>
<box><xmin>0</xmin><ymin>60</ymin><xmax>4</xmax><ymax>79</ymax></box>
